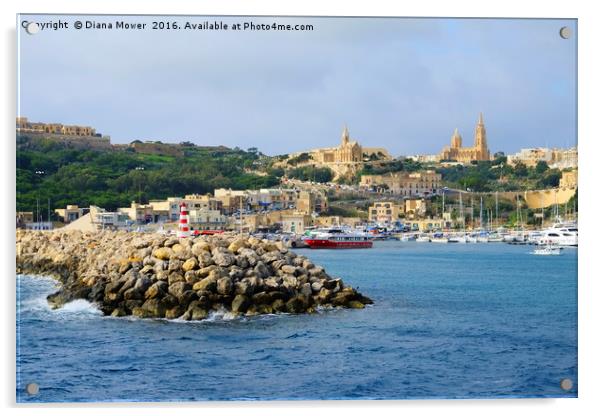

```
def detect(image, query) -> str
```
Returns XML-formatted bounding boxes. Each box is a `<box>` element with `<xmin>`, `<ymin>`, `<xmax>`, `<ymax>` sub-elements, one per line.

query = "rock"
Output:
<box><xmin>182</xmin><ymin>257</ymin><xmax>198</xmax><ymax>272</ymax></box>
<box><xmin>184</xmin><ymin>270</ymin><xmax>199</xmax><ymax>285</ymax></box>
<box><xmin>228</xmin><ymin>239</ymin><xmax>247</xmax><ymax>253</ymax></box>
<box><xmin>123</xmin><ymin>287</ymin><xmax>143</xmax><ymax>300</ymax></box>
<box><xmin>212</xmin><ymin>250</ymin><xmax>235</xmax><ymax>267</ymax></box>
<box><xmin>134</xmin><ymin>277</ymin><xmax>152</xmax><ymax>293</ymax></box>
<box><xmin>192</xmin><ymin>276</ymin><xmax>218</xmax><ymax>292</ymax></box>
<box><xmin>168</xmin><ymin>272</ymin><xmax>185</xmax><ymax>286</ymax></box>
<box><xmin>300</xmin><ymin>282</ymin><xmax>313</xmax><ymax>297</ymax></box>
<box><xmin>234</xmin><ymin>280</ymin><xmax>253</xmax><ymax>297</ymax></box>
<box><xmin>47</xmin><ymin>290</ymin><xmax>73</xmax><ymax>309</ymax></box>
<box><xmin>168</xmin><ymin>281</ymin><xmax>189</xmax><ymax>300</ymax></box>
<box><xmin>231</xmin><ymin>294</ymin><xmax>250</xmax><ymax>313</ymax></box>
<box><xmin>316</xmin><ymin>287</ymin><xmax>333</xmax><ymax>304</ymax></box>
<box><xmin>271</xmin><ymin>298</ymin><xmax>286</xmax><ymax>312</ymax></box>
<box><xmin>164</xmin><ymin>237</ymin><xmax>178</xmax><ymax>247</ymax></box>
<box><xmin>145</xmin><ymin>281</ymin><xmax>168</xmax><ymax>299</ymax></box>
<box><xmin>217</xmin><ymin>277</ymin><xmax>233</xmax><ymax>295</ymax></box>
<box><xmin>140</xmin><ymin>298</ymin><xmax>166</xmax><ymax>317</ymax></box>
<box><xmin>165</xmin><ymin>305</ymin><xmax>186</xmax><ymax>319</ymax></box>
<box><xmin>16</xmin><ymin>231</ymin><xmax>373</xmax><ymax>321</ymax></box>
<box><xmin>251</xmin><ymin>291</ymin><xmax>271</xmax><ymax>305</ymax></box>
<box><xmin>311</xmin><ymin>281</ymin><xmax>323</xmax><ymax>293</ymax></box>
<box><xmin>190</xmin><ymin>306</ymin><xmax>209</xmax><ymax>320</ymax></box>
<box><xmin>254</xmin><ymin>261</ymin><xmax>270</xmax><ymax>279</ymax></box>
<box><xmin>331</xmin><ymin>289</ymin><xmax>358</xmax><ymax>307</ymax></box>
<box><xmin>348</xmin><ymin>300</ymin><xmax>365</xmax><ymax>309</ymax></box>
<box><xmin>153</xmin><ymin>247</ymin><xmax>173</xmax><ymax>260</ymax></box>
<box><xmin>168</xmin><ymin>259</ymin><xmax>183</xmax><ymax>273</ymax></box>
<box><xmin>282</xmin><ymin>275</ymin><xmax>298</xmax><ymax>290</ymax></box>
<box><xmin>281</xmin><ymin>264</ymin><xmax>297</xmax><ymax>275</ymax></box>
<box><xmin>286</xmin><ymin>295</ymin><xmax>311</xmax><ymax>313</ymax></box>
<box><xmin>191</xmin><ymin>240</ymin><xmax>211</xmax><ymax>255</ymax></box>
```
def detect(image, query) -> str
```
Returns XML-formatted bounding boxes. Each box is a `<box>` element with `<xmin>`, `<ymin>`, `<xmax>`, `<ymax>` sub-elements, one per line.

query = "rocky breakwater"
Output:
<box><xmin>16</xmin><ymin>230</ymin><xmax>373</xmax><ymax>320</ymax></box>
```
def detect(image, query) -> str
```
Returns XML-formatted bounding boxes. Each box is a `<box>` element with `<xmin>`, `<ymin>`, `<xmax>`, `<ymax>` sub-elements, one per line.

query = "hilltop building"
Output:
<box><xmin>439</xmin><ymin>113</ymin><xmax>491</xmax><ymax>163</ymax></box>
<box><xmin>507</xmin><ymin>147</ymin><xmax>577</xmax><ymax>169</ymax></box>
<box><xmin>311</xmin><ymin>126</ymin><xmax>363</xmax><ymax>163</ymax></box>
<box><xmin>16</xmin><ymin>116</ymin><xmax>111</xmax><ymax>149</ymax></box>
<box><xmin>287</xmin><ymin>126</ymin><xmax>391</xmax><ymax>180</ymax></box>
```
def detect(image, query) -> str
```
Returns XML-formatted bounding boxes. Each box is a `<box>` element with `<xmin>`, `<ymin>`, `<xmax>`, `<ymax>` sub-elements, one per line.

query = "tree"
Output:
<box><xmin>513</xmin><ymin>162</ymin><xmax>528</xmax><ymax>177</ymax></box>
<box><xmin>535</xmin><ymin>161</ymin><xmax>549</xmax><ymax>174</ymax></box>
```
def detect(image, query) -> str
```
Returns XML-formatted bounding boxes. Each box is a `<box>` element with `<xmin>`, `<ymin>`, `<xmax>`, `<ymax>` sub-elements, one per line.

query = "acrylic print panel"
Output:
<box><xmin>16</xmin><ymin>15</ymin><xmax>578</xmax><ymax>402</ymax></box>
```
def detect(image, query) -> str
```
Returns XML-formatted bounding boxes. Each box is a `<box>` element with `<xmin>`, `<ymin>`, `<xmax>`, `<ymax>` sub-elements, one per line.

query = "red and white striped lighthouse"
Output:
<box><xmin>177</xmin><ymin>202</ymin><xmax>190</xmax><ymax>238</ymax></box>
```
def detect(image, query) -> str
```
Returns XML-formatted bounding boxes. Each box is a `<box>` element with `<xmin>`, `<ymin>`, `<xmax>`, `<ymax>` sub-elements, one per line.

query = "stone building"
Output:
<box><xmin>439</xmin><ymin>113</ymin><xmax>491</xmax><ymax>163</ymax></box>
<box><xmin>16</xmin><ymin>117</ymin><xmax>98</xmax><ymax>136</ymax></box>
<box><xmin>368</xmin><ymin>201</ymin><xmax>401</xmax><ymax>224</ymax></box>
<box><xmin>559</xmin><ymin>169</ymin><xmax>578</xmax><ymax>189</ymax></box>
<box><xmin>54</xmin><ymin>205</ymin><xmax>86</xmax><ymax>223</ymax></box>
<box><xmin>311</xmin><ymin>126</ymin><xmax>363</xmax><ymax>164</ymax></box>
<box><xmin>360</xmin><ymin>170</ymin><xmax>442</xmax><ymax>197</ymax></box>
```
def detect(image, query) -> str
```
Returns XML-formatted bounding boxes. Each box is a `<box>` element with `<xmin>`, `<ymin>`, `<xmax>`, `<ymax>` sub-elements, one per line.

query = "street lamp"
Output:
<box><xmin>34</xmin><ymin>170</ymin><xmax>46</xmax><ymax>225</ymax></box>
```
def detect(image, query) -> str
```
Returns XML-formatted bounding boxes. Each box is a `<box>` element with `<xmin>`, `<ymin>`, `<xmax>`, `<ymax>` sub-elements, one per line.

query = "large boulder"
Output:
<box><xmin>145</xmin><ymin>281</ymin><xmax>168</xmax><ymax>299</ymax></box>
<box><xmin>212</xmin><ymin>249</ymin><xmax>235</xmax><ymax>267</ymax></box>
<box><xmin>182</xmin><ymin>257</ymin><xmax>198</xmax><ymax>272</ymax></box>
<box><xmin>152</xmin><ymin>247</ymin><xmax>173</xmax><ymax>260</ymax></box>
<box><xmin>192</xmin><ymin>275</ymin><xmax>218</xmax><ymax>292</ymax></box>
<box><xmin>231</xmin><ymin>294</ymin><xmax>250</xmax><ymax>313</ymax></box>
<box><xmin>217</xmin><ymin>277</ymin><xmax>233</xmax><ymax>295</ymax></box>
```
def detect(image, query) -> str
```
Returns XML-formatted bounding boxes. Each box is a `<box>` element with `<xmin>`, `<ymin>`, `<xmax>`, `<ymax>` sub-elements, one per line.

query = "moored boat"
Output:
<box><xmin>304</xmin><ymin>228</ymin><xmax>373</xmax><ymax>249</ymax></box>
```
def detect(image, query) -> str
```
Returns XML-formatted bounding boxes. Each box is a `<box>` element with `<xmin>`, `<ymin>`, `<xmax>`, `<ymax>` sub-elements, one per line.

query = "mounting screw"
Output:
<box><xmin>25</xmin><ymin>383</ymin><xmax>39</xmax><ymax>395</ymax></box>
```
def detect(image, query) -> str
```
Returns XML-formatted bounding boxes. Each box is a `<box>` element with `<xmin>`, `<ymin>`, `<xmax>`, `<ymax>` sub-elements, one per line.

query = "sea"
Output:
<box><xmin>16</xmin><ymin>241</ymin><xmax>578</xmax><ymax>402</ymax></box>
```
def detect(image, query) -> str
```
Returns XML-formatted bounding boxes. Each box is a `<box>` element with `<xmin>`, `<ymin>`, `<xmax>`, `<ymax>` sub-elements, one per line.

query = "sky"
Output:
<box><xmin>18</xmin><ymin>15</ymin><xmax>577</xmax><ymax>156</ymax></box>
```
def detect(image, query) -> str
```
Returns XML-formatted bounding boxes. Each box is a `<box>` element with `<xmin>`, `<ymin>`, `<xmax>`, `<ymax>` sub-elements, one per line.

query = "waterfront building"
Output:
<box><xmin>368</xmin><ymin>202</ymin><xmax>401</xmax><ymax>224</ymax></box>
<box><xmin>403</xmin><ymin>218</ymin><xmax>445</xmax><ymax>232</ymax></box>
<box><xmin>313</xmin><ymin>215</ymin><xmax>363</xmax><ymax>228</ymax></box>
<box><xmin>118</xmin><ymin>202</ymin><xmax>156</xmax><ymax>224</ymax></box>
<box><xmin>16</xmin><ymin>211</ymin><xmax>34</xmax><ymax>228</ymax></box>
<box><xmin>439</xmin><ymin>113</ymin><xmax>491</xmax><ymax>163</ymax></box>
<box><xmin>92</xmin><ymin>206</ymin><xmax>130</xmax><ymax>229</ymax></box>
<box><xmin>54</xmin><ymin>205</ymin><xmax>87</xmax><ymax>224</ymax></box>
<box><xmin>188</xmin><ymin>208</ymin><xmax>227</xmax><ymax>230</ymax></box>
<box><xmin>281</xmin><ymin>213</ymin><xmax>313</xmax><ymax>235</ymax></box>
<box><xmin>360</xmin><ymin>170</ymin><xmax>442</xmax><ymax>197</ymax></box>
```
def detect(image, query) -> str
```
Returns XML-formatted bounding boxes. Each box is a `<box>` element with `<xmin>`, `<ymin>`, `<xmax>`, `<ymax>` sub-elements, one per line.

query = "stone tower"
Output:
<box><xmin>451</xmin><ymin>128</ymin><xmax>462</xmax><ymax>149</ymax></box>
<box><xmin>341</xmin><ymin>125</ymin><xmax>350</xmax><ymax>145</ymax></box>
<box><xmin>474</xmin><ymin>113</ymin><xmax>489</xmax><ymax>160</ymax></box>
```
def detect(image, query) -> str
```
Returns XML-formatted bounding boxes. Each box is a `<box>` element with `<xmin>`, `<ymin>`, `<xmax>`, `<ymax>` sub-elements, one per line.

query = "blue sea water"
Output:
<box><xmin>16</xmin><ymin>242</ymin><xmax>577</xmax><ymax>402</ymax></box>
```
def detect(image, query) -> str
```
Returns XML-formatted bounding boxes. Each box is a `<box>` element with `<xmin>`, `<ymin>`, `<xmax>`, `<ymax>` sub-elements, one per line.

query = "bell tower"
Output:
<box><xmin>451</xmin><ymin>128</ymin><xmax>462</xmax><ymax>149</ymax></box>
<box><xmin>474</xmin><ymin>113</ymin><xmax>489</xmax><ymax>160</ymax></box>
<box><xmin>341</xmin><ymin>125</ymin><xmax>350</xmax><ymax>146</ymax></box>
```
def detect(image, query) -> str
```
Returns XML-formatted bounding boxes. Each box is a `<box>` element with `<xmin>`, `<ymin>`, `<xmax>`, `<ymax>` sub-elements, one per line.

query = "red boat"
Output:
<box><xmin>304</xmin><ymin>229</ymin><xmax>373</xmax><ymax>249</ymax></box>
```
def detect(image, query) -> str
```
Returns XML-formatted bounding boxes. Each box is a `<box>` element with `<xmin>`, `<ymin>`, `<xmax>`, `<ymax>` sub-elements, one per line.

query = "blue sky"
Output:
<box><xmin>18</xmin><ymin>16</ymin><xmax>577</xmax><ymax>156</ymax></box>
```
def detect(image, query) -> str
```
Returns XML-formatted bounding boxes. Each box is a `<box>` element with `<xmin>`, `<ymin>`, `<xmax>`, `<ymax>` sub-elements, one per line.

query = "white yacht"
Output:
<box><xmin>537</xmin><ymin>223</ymin><xmax>578</xmax><ymax>247</ymax></box>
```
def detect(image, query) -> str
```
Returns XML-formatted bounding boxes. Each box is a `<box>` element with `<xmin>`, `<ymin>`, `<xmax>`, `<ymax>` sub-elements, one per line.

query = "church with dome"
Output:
<box><xmin>439</xmin><ymin>113</ymin><xmax>491</xmax><ymax>163</ymax></box>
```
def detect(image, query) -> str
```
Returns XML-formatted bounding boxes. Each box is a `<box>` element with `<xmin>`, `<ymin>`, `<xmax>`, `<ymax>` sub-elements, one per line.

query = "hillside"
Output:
<box><xmin>16</xmin><ymin>135</ymin><xmax>280</xmax><ymax>217</ymax></box>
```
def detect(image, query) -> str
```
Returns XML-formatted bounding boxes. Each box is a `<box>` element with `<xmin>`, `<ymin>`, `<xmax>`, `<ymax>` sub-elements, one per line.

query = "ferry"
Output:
<box><xmin>304</xmin><ymin>228</ymin><xmax>373</xmax><ymax>249</ymax></box>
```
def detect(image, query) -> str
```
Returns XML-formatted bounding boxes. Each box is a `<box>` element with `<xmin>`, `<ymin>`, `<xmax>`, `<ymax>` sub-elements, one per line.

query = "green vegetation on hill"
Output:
<box><xmin>437</xmin><ymin>158</ymin><xmax>563</xmax><ymax>192</ymax></box>
<box><xmin>16</xmin><ymin>136</ymin><xmax>280</xmax><ymax>218</ymax></box>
